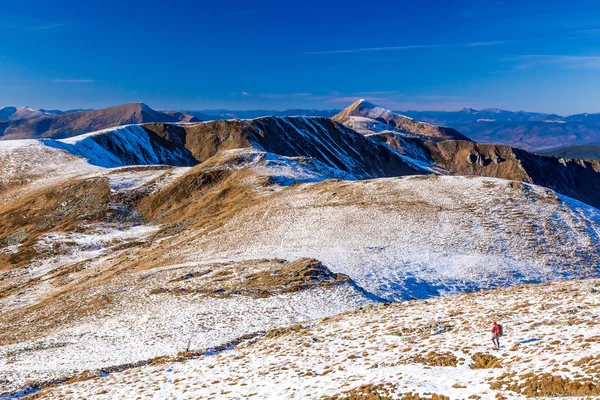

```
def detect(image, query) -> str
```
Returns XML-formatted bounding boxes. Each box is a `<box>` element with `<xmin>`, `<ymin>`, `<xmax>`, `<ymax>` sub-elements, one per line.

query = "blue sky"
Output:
<box><xmin>1</xmin><ymin>0</ymin><xmax>600</xmax><ymax>114</ymax></box>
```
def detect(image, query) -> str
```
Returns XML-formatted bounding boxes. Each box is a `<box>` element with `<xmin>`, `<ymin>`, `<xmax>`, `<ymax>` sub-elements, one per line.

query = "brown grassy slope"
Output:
<box><xmin>0</xmin><ymin>178</ymin><xmax>111</xmax><ymax>269</ymax></box>
<box><xmin>143</xmin><ymin>119</ymin><xmax>252</xmax><ymax>163</ymax></box>
<box><xmin>139</xmin><ymin>155</ymin><xmax>269</xmax><ymax>235</ymax></box>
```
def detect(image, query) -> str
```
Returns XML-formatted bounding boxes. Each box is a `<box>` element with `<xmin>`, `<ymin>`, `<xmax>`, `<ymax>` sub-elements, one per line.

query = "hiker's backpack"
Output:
<box><xmin>499</xmin><ymin>324</ymin><xmax>504</xmax><ymax>336</ymax></box>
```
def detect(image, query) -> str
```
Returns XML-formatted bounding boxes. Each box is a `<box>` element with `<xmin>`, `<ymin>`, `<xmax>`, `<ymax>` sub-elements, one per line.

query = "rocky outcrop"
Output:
<box><xmin>426</xmin><ymin>140</ymin><xmax>600</xmax><ymax>209</ymax></box>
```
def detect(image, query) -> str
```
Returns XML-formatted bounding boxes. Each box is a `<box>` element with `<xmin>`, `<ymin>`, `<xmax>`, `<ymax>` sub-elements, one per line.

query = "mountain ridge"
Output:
<box><xmin>0</xmin><ymin>103</ymin><xmax>199</xmax><ymax>140</ymax></box>
<box><xmin>332</xmin><ymin>100</ymin><xmax>600</xmax><ymax>209</ymax></box>
<box><xmin>332</xmin><ymin>99</ymin><xmax>471</xmax><ymax>142</ymax></box>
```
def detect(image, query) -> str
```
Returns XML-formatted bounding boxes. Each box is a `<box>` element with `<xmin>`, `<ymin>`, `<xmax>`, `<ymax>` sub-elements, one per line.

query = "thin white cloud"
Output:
<box><xmin>305</xmin><ymin>41</ymin><xmax>510</xmax><ymax>55</ymax></box>
<box><xmin>25</xmin><ymin>22</ymin><xmax>71</xmax><ymax>32</ymax></box>
<box><xmin>467</xmin><ymin>40</ymin><xmax>511</xmax><ymax>47</ymax></box>
<box><xmin>0</xmin><ymin>18</ymin><xmax>72</xmax><ymax>32</ymax></box>
<box><xmin>509</xmin><ymin>55</ymin><xmax>600</xmax><ymax>69</ymax></box>
<box><xmin>304</xmin><ymin>45</ymin><xmax>439</xmax><ymax>55</ymax></box>
<box><xmin>53</xmin><ymin>79</ymin><xmax>96</xmax><ymax>83</ymax></box>
<box><xmin>572</xmin><ymin>28</ymin><xmax>600</xmax><ymax>34</ymax></box>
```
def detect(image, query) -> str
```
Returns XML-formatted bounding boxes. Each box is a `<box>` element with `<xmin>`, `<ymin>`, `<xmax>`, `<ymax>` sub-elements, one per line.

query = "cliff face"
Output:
<box><xmin>426</xmin><ymin>140</ymin><xmax>600</xmax><ymax>208</ymax></box>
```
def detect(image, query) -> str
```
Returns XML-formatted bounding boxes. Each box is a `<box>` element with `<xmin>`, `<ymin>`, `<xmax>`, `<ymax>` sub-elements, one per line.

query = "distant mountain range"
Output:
<box><xmin>180</xmin><ymin>109</ymin><xmax>340</xmax><ymax>120</ymax></box>
<box><xmin>398</xmin><ymin>108</ymin><xmax>600</xmax><ymax>153</ymax></box>
<box><xmin>0</xmin><ymin>103</ymin><xmax>198</xmax><ymax>140</ymax></box>
<box><xmin>4</xmin><ymin>103</ymin><xmax>600</xmax><ymax>157</ymax></box>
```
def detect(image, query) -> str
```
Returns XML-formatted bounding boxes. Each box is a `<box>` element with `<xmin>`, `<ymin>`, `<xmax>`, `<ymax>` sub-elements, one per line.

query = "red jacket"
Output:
<box><xmin>491</xmin><ymin>324</ymin><xmax>501</xmax><ymax>335</ymax></box>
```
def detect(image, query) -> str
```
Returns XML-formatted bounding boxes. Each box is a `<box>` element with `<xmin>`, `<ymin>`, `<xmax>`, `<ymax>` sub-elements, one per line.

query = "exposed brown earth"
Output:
<box><xmin>322</xmin><ymin>383</ymin><xmax>451</xmax><ymax>400</ymax></box>
<box><xmin>0</xmin><ymin>177</ymin><xmax>111</xmax><ymax>269</ymax></box>
<box><xmin>470</xmin><ymin>352</ymin><xmax>502</xmax><ymax>369</ymax></box>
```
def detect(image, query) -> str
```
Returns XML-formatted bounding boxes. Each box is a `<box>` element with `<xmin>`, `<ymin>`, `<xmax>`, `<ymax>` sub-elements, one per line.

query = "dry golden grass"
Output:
<box><xmin>151</xmin><ymin>258</ymin><xmax>351</xmax><ymax>298</ymax></box>
<box><xmin>0</xmin><ymin>177</ymin><xmax>111</xmax><ymax>269</ymax></box>
<box><xmin>470</xmin><ymin>353</ymin><xmax>502</xmax><ymax>369</ymax></box>
<box><xmin>492</xmin><ymin>372</ymin><xmax>600</xmax><ymax>397</ymax></box>
<box><xmin>413</xmin><ymin>351</ymin><xmax>458</xmax><ymax>367</ymax></box>
<box><xmin>322</xmin><ymin>382</ymin><xmax>451</xmax><ymax>400</ymax></box>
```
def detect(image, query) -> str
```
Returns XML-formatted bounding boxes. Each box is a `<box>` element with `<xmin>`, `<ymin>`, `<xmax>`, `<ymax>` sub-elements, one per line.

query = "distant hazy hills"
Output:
<box><xmin>178</xmin><ymin>109</ymin><xmax>340</xmax><ymax>120</ymax></box>
<box><xmin>541</xmin><ymin>142</ymin><xmax>600</xmax><ymax>160</ymax></box>
<box><xmin>399</xmin><ymin>108</ymin><xmax>600</xmax><ymax>152</ymax></box>
<box><xmin>0</xmin><ymin>106</ymin><xmax>66</xmax><ymax>120</ymax></box>
<box><xmin>0</xmin><ymin>103</ymin><xmax>198</xmax><ymax>140</ymax></box>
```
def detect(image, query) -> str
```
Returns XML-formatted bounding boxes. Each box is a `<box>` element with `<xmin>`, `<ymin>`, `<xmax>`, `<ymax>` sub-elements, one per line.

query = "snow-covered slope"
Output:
<box><xmin>146</xmin><ymin>172</ymin><xmax>600</xmax><ymax>302</ymax></box>
<box><xmin>44</xmin><ymin>125</ymin><xmax>198</xmax><ymax>168</ymax></box>
<box><xmin>32</xmin><ymin>278</ymin><xmax>600</xmax><ymax>399</ymax></box>
<box><xmin>0</xmin><ymin>138</ymin><xmax>101</xmax><ymax>195</ymax></box>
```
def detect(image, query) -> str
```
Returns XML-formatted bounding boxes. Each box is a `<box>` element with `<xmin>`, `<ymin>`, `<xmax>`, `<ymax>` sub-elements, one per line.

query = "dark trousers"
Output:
<box><xmin>492</xmin><ymin>334</ymin><xmax>500</xmax><ymax>348</ymax></box>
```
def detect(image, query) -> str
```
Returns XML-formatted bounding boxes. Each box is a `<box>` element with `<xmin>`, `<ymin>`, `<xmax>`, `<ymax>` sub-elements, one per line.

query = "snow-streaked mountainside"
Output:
<box><xmin>1</xmin><ymin>103</ymin><xmax>599</xmax><ymax>398</ymax></box>
<box><xmin>332</xmin><ymin>100</ymin><xmax>600</xmax><ymax>209</ymax></box>
<box><xmin>28</xmin><ymin>115</ymin><xmax>425</xmax><ymax>176</ymax></box>
<box><xmin>333</xmin><ymin>99</ymin><xmax>471</xmax><ymax>141</ymax></box>
<box><xmin>45</xmin><ymin>125</ymin><xmax>199</xmax><ymax>168</ymax></box>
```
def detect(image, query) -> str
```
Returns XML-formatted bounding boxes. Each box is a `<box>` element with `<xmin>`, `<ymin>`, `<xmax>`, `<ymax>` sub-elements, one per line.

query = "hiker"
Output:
<box><xmin>491</xmin><ymin>321</ymin><xmax>502</xmax><ymax>349</ymax></box>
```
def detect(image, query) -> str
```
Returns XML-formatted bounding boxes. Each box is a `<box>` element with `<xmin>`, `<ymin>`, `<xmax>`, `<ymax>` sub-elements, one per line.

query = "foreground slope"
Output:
<box><xmin>138</xmin><ymin>161</ymin><xmax>600</xmax><ymax>302</ymax></box>
<box><xmin>2</xmin><ymin>149</ymin><xmax>599</xmax><ymax>395</ymax></box>
<box><xmin>18</xmin><ymin>279</ymin><xmax>600</xmax><ymax>399</ymax></box>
